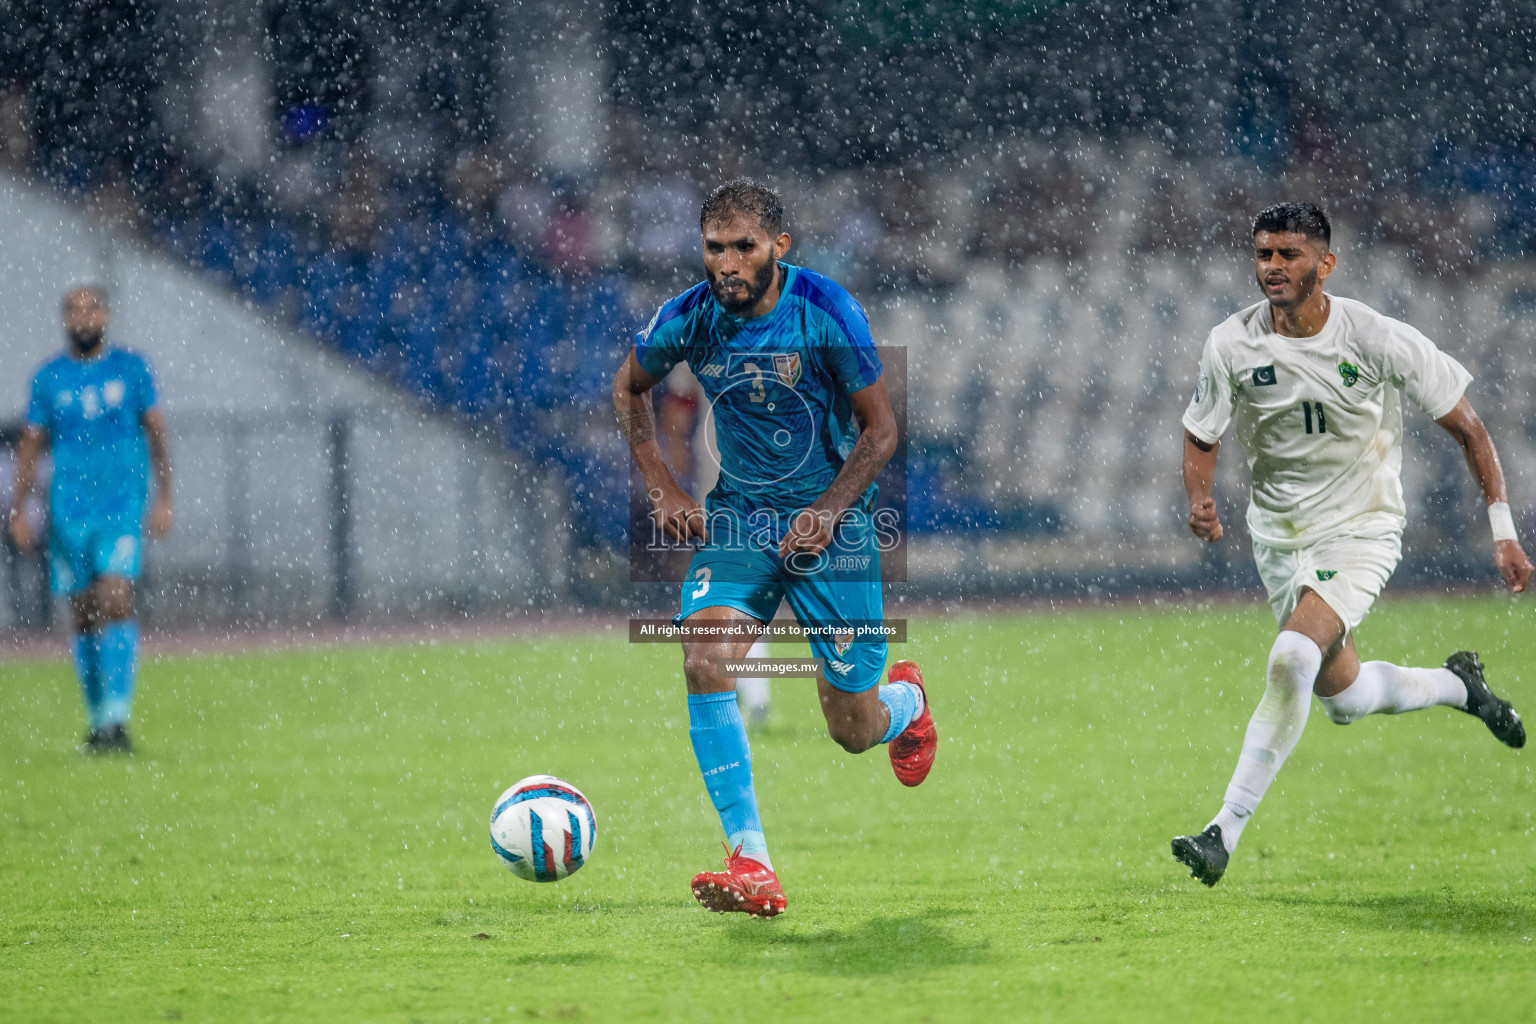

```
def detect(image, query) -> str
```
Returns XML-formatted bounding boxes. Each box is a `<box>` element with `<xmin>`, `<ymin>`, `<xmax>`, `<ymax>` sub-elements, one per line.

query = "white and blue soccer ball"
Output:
<box><xmin>489</xmin><ymin>775</ymin><xmax>597</xmax><ymax>882</ymax></box>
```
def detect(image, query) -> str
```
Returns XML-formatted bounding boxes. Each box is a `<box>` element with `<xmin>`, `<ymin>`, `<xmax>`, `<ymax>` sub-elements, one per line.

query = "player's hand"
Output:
<box><xmin>148</xmin><ymin>497</ymin><xmax>173</xmax><ymax>538</ymax></box>
<box><xmin>1188</xmin><ymin>497</ymin><xmax>1223</xmax><ymax>543</ymax></box>
<box><xmin>779</xmin><ymin>507</ymin><xmax>835</xmax><ymax>559</ymax></box>
<box><xmin>1495</xmin><ymin>539</ymin><xmax>1533</xmax><ymax>593</ymax></box>
<box><xmin>649</xmin><ymin>483</ymin><xmax>706</xmax><ymax>544</ymax></box>
<box><xmin>8</xmin><ymin>508</ymin><xmax>36</xmax><ymax>552</ymax></box>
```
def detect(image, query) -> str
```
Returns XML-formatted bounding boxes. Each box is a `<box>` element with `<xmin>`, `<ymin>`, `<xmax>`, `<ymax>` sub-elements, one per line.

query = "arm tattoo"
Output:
<box><xmin>616</xmin><ymin>400</ymin><xmax>656</xmax><ymax>448</ymax></box>
<box><xmin>817</xmin><ymin>431</ymin><xmax>889</xmax><ymax>513</ymax></box>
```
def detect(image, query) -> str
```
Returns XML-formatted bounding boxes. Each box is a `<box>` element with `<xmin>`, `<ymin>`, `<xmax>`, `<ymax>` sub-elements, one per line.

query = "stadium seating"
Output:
<box><xmin>92</xmin><ymin>146</ymin><xmax>1536</xmax><ymax>559</ymax></box>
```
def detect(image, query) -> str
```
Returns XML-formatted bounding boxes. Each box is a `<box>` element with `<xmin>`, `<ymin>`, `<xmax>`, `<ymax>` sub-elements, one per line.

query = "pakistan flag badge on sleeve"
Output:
<box><xmin>1338</xmin><ymin>360</ymin><xmax>1360</xmax><ymax>387</ymax></box>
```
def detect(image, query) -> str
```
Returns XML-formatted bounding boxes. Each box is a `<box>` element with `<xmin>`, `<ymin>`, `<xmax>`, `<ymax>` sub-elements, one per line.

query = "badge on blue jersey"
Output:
<box><xmin>773</xmin><ymin>352</ymin><xmax>802</xmax><ymax>388</ymax></box>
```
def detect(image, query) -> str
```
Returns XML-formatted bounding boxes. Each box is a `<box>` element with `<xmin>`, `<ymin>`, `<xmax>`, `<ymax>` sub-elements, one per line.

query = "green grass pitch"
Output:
<box><xmin>3</xmin><ymin>595</ymin><xmax>1535</xmax><ymax>1022</ymax></box>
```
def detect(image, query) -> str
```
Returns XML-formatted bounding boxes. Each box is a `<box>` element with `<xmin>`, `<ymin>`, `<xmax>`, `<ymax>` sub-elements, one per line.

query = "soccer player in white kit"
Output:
<box><xmin>1171</xmin><ymin>202</ymin><xmax>1534</xmax><ymax>886</ymax></box>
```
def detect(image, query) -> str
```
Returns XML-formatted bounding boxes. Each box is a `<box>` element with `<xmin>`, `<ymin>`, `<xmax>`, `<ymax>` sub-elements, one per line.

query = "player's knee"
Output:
<box><xmin>1317</xmin><ymin>693</ymin><xmax>1363</xmax><ymax>725</ymax></box>
<box><xmin>682</xmin><ymin>644</ymin><xmax>724</xmax><ymax>693</ymax></box>
<box><xmin>825</xmin><ymin>718</ymin><xmax>873</xmax><ymax>754</ymax></box>
<box><xmin>1267</xmin><ymin>651</ymin><xmax>1306</xmax><ymax>688</ymax></box>
<box><xmin>1267</xmin><ymin>631</ymin><xmax>1322</xmax><ymax>696</ymax></box>
<box><xmin>95</xmin><ymin>579</ymin><xmax>134</xmax><ymax>620</ymax></box>
<box><xmin>822</xmin><ymin>701</ymin><xmax>880</xmax><ymax>753</ymax></box>
<box><xmin>101</xmin><ymin>594</ymin><xmax>133</xmax><ymax>620</ymax></box>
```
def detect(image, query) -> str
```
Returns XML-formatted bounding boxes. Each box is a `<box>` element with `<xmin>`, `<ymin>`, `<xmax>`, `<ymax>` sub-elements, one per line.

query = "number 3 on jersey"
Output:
<box><xmin>741</xmin><ymin>361</ymin><xmax>767</xmax><ymax>403</ymax></box>
<box><xmin>691</xmin><ymin>567</ymin><xmax>712</xmax><ymax>598</ymax></box>
<box><xmin>1301</xmin><ymin>400</ymin><xmax>1327</xmax><ymax>435</ymax></box>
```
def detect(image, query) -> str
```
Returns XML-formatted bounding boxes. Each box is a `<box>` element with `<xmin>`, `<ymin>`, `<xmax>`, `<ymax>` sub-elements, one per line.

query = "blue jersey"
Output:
<box><xmin>27</xmin><ymin>348</ymin><xmax>159</xmax><ymax>524</ymax></box>
<box><xmin>635</xmin><ymin>263</ymin><xmax>883</xmax><ymax>533</ymax></box>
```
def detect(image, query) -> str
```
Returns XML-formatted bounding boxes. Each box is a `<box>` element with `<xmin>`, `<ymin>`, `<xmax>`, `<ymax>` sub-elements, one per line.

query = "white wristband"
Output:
<box><xmin>1488</xmin><ymin>502</ymin><xmax>1518</xmax><ymax>543</ymax></box>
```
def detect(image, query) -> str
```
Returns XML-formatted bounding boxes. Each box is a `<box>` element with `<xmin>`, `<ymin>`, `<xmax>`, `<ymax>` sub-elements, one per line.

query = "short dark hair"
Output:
<box><xmin>1253</xmin><ymin>202</ymin><xmax>1331</xmax><ymax>248</ymax></box>
<box><xmin>700</xmin><ymin>178</ymin><xmax>784</xmax><ymax>237</ymax></box>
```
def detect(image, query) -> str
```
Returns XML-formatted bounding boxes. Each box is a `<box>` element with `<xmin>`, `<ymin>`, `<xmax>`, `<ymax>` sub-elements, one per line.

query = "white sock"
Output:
<box><xmin>736</xmin><ymin>637</ymin><xmax>772</xmax><ymax>717</ymax></box>
<box><xmin>1212</xmin><ymin>804</ymin><xmax>1252</xmax><ymax>852</ymax></box>
<box><xmin>1317</xmin><ymin>662</ymin><xmax>1467</xmax><ymax>724</ymax></box>
<box><xmin>1207</xmin><ymin>630</ymin><xmax>1322</xmax><ymax>855</ymax></box>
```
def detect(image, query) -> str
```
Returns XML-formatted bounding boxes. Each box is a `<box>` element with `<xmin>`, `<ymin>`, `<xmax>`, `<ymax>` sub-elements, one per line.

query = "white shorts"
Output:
<box><xmin>1251</xmin><ymin>513</ymin><xmax>1403</xmax><ymax>632</ymax></box>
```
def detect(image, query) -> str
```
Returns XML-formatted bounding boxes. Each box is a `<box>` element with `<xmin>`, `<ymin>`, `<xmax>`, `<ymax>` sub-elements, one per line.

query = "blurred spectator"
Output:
<box><xmin>971</xmin><ymin>147</ymin><xmax>1093</xmax><ymax>265</ymax></box>
<box><xmin>1292</xmin><ymin>106</ymin><xmax>1336</xmax><ymax>169</ymax></box>
<box><xmin>1137</xmin><ymin>173</ymin><xmax>1201</xmax><ymax>252</ymax></box>
<box><xmin>0</xmin><ymin>86</ymin><xmax>31</xmax><ymax>173</ymax></box>
<box><xmin>1377</xmin><ymin>193</ymin><xmax>1495</xmax><ymax>272</ymax></box>
<box><xmin>795</xmin><ymin>182</ymin><xmax>883</xmax><ymax>291</ymax></box>
<box><xmin>545</xmin><ymin>189</ymin><xmax>599</xmax><ymax>277</ymax></box>
<box><xmin>448</xmin><ymin>149</ymin><xmax>505</xmax><ymax>217</ymax></box>
<box><xmin>0</xmin><ymin>424</ymin><xmax>50</xmax><ymax>630</ymax></box>
<box><xmin>330</xmin><ymin>160</ymin><xmax>383</xmax><ymax>251</ymax></box>
<box><xmin>84</xmin><ymin>178</ymin><xmax>145</xmax><ymax>237</ymax></box>
<box><xmin>497</xmin><ymin>176</ymin><xmax>555</xmax><ymax>258</ymax></box>
<box><xmin>630</xmin><ymin>175</ymin><xmax>700</xmax><ymax>276</ymax></box>
<box><xmin>268</xmin><ymin>136</ymin><xmax>342</xmax><ymax>215</ymax></box>
<box><xmin>873</xmin><ymin>168</ymin><xmax>957</xmax><ymax>286</ymax></box>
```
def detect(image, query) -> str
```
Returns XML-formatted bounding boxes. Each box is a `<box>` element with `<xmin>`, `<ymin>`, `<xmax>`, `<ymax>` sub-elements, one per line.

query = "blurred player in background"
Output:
<box><xmin>1172</xmin><ymin>203</ymin><xmax>1532</xmax><ymax>886</ymax></box>
<box><xmin>614</xmin><ymin>179</ymin><xmax>933</xmax><ymax>917</ymax></box>
<box><xmin>1</xmin><ymin>425</ymin><xmax>51</xmax><ymax>628</ymax></box>
<box><xmin>8</xmin><ymin>287</ymin><xmax>173</xmax><ymax>752</ymax></box>
<box><xmin>735</xmin><ymin>637</ymin><xmax>774</xmax><ymax>727</ymax></box>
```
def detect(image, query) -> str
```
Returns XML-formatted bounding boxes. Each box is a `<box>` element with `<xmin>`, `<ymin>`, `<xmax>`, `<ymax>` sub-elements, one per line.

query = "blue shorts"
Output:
<box><xmin>49</xmin><ymin>516</ymin><xmax>143</xmax><ymax>596</ymax></box>
<box><xmin>677</xmin><ymin>511</ymin><xmax>886</xmax><ymax>693</ymax></box>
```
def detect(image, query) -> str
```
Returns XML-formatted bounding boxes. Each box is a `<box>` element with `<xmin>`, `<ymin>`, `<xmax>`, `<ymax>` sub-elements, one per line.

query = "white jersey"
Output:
<box><xmin>1182</xmin><ymin>294</ymin><xmax>1471</xmax><ymax>550</ymax></box>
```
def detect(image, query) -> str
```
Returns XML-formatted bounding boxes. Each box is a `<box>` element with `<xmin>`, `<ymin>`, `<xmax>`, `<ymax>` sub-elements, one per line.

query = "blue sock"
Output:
<box><xmin>878</xmin><ymin>681</ymin><xmax>923</xmax><ymax>744</ymax></box>
<box><xmin>73</xmin><ymin>632</ymin><xmax>106</xmax><ymax>730</ymax></box>
<box><xmin>97</xmin><ymin>620</ymin><xmax>139</xmax><ymax>727</ymax></box>
<box><xmin>687</xmin><ymin>691</ymin><xmax>770</xmax><ymax>869</ymax></box>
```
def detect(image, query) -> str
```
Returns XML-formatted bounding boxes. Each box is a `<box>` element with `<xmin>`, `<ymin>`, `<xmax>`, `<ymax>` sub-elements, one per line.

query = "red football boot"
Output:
<box><xmin>887</xmin><ymin>660</ymin><xmax>936</xmax><ymax>787</ymax></box>
<box><xmin>691</xmin><ymin>843</ymin><xmax>787</xmax><ymax>918</ymax></box>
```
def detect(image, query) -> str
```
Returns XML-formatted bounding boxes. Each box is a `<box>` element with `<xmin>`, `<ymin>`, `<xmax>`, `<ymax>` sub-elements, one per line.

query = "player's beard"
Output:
<box><xmin>1261</xmin><ymin>264</ymin><xmax>1320</xmax><ymax>311</ymax></box>
<box><xmin>68</xmin><ymin>327</ymin><xmax>103</xmax><ymax>356</ymax></box>
<box><xmin>710</xmin><ymin>260</ymin><xmax>779</xmax><ymax>315</ymax></box>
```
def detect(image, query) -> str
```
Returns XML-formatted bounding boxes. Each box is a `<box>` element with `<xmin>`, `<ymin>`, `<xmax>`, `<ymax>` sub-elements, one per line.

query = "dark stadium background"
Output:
<box><xmin>2</xmin><ymin>0</ymin><xmax>1534</xmax><ymax>628</ymax></box>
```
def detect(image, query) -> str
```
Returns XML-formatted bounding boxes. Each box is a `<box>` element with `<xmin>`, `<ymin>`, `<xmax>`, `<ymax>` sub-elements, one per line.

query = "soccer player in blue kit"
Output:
<box><xmin>8</xmin><ymin>287</ymin><xmax>173</xmax><ymax>752</ymax></box>
<box><xmin>614</xmin><ymin>180</ymin><xmax>935</xmax><ymax>917</ymax></box>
